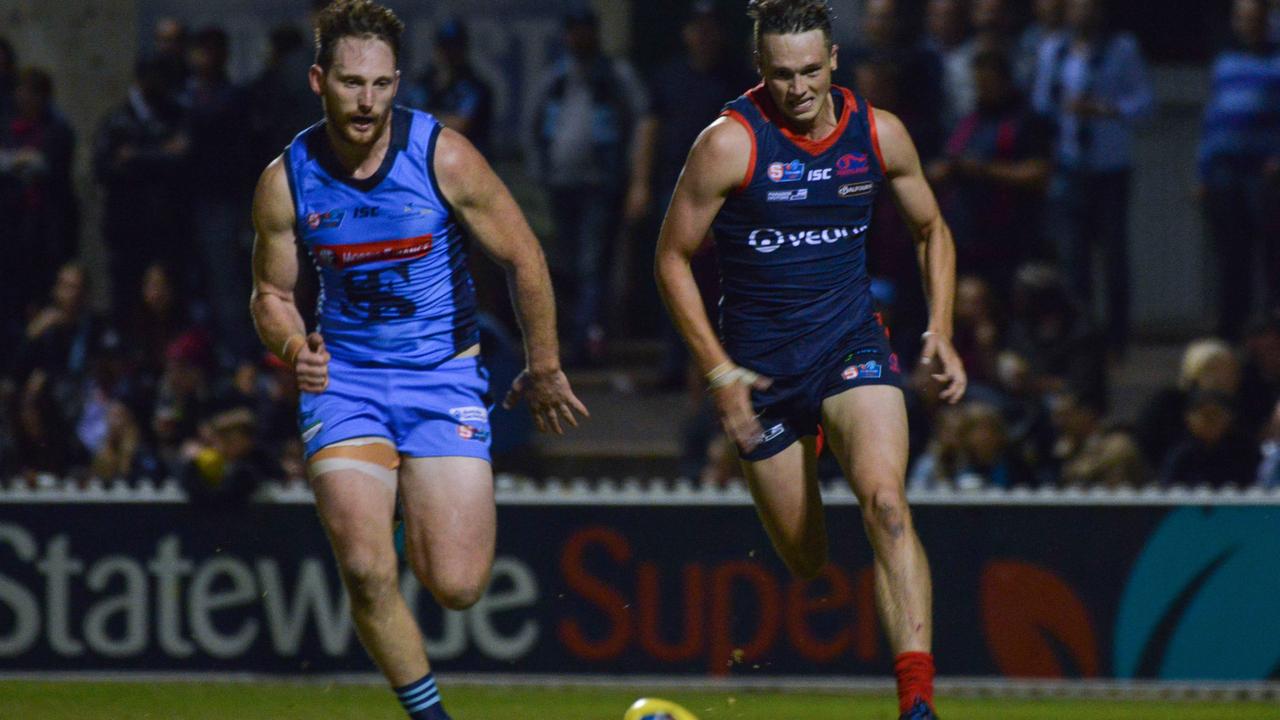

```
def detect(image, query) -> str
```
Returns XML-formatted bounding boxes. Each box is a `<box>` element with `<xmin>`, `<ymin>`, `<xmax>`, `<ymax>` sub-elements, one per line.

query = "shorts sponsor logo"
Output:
<box><xmin>836</xmin><ymin>152</ymin><xmax>870</xmax><ymax>176</ymax></box>
<box><xmin>306</xmin><ymin>210</ymin><xmax>345</xmax><ymax>230</ymax></box>
<box><xmin>747</xmin><ymin>225</ymin><xmax>867</xmax><ymax>254</ymax></box>
<box><xmin>762</xmin><ymin>423</ymin><xmax>786</xmax><ymax>442</ymax></box>
<box><xmin>314</xmin><ymin>234</ymin><xmax>434</xmax><ymax>268</ymax></box>
<box><xmin>843</xmin><ymin>360</ymin><xmax>883</xmax><ymax>381</ymax></box>
<box><xmin>449</xmin><ymin>406</ymin><xmax>489</xmax><ymax>423</ymax></box>
<box><xmin>838</xmin><ymin>181</ymin><xmax>876</xmax><ymax>198</ymax></box>
<box><xmin>457</xmin><ymin>424</ymin><xmax>490</xmax><ymax>442</ymax></box>
<box><xmin>301</xmin><ymin>421</ymin><xmax>324</xmax><ymax>443</ymax></box>
<box><xmin>767</xmin><ymin>160</ymin><xmax>805</xmax><ymax>183</ymax></box>
<box><xmin>889</xmin><ymin>353</ymin><xmax>901</xmax><ymax>374</ymax></box>
<box><xmin>766</xmin><ymin>188</ymin><xmax>808</xmax><ymax>202</ymax></box>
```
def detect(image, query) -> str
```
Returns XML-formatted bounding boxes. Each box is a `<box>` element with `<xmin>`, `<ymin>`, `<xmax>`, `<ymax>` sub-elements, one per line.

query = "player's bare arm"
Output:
<box><xmin>433</xmin><ymin>127</ymin><xmax>588</xmax><ymax>434</ymax></box>
<box><xmin>655</xmin><ymin>116</ymin><xmax>771</xmax><ymax>452</ymax></box>
<box><xmin>874</xmin><ymin>107</ymin><xmax>967</xmax><ymax>403</ymax></box>
<box><xmin>249</xmin><ymin>156</ymin><xmax>330</xmax><ymax>393</ymax></box>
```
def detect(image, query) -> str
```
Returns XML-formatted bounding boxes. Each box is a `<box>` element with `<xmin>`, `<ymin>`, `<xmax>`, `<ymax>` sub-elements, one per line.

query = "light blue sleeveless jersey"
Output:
<box><xmin>284</xmin><ymin>106</ymin><xmax>478</xmax><ymax>367</ymax></box>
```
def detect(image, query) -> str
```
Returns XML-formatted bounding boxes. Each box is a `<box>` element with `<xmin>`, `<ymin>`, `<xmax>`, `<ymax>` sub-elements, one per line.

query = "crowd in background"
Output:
<box><xmin>1</xmin><ymin>0</ymin><xmax>1279</xmax><ymax>499</ymax></box>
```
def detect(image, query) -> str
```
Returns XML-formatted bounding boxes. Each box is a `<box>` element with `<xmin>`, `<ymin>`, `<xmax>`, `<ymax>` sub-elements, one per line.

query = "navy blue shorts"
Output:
<box><xmin>739</xmin><ymin>331</ymin><xmax>903</xmax><ymax>462</ymax></box>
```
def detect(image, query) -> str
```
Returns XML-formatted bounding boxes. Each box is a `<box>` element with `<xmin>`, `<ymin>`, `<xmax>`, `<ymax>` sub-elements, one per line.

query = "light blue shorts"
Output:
<box><xmin>298</xmin><ymin>355</ymin><xmax>492</xmax><ymax>461</ymax></box>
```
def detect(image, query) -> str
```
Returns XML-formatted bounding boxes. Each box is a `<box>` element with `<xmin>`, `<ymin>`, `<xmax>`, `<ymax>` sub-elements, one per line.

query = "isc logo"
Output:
<box><xmin>806</xmin><ymin>168</ymin><xmax>832</xmax><ymax>181</ymax></box>
<box><xmin>354</xmin><ymin>206</ymin><xmax>379</xmax><ymax>219</ymax></box>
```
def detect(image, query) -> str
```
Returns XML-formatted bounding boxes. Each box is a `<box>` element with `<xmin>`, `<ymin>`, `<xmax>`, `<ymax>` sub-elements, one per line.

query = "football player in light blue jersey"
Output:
<box><xmin>249</xmin><ymin>3</ymin><xmax>587</xmax><ymax>718</ymax></box>
<box><xmin>656</xmin><ymin>2</ymin><xmax>965</xmax><ymax>719</ymax></box>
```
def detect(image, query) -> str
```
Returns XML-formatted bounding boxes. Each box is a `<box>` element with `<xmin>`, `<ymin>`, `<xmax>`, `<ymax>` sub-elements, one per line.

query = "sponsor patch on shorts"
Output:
<box><xmin>449</xmin><ymin>406</ymin><xmax>489</xmax><ymax>423</ymax></box>
<box><xmin>457</xmin><ymin>424</ymin><xmax>490</xmax><ymax>442</ymax></box>
<box><xmin>841</xmin><ymin>359</ymin><xmax>883</xmax><ymax>380</ymax></box>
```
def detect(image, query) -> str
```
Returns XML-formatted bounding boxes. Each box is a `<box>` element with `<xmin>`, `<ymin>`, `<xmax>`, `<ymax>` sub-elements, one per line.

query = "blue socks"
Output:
<box><xmin>395</xmin><ymin>673</ymin><xmax>451</xmax><ymax>719</ymax></box>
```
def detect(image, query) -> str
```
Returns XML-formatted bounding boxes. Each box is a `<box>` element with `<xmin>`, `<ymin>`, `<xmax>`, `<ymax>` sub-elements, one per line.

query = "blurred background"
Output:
<box><xmin>0</xmin><ymin>0</ymin><xmax>1278</xmax><ymax>691</ymax></box>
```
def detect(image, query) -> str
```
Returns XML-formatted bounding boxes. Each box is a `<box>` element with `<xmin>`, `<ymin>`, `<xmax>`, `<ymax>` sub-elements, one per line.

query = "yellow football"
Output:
<box><xmin>623</xmin><ymin>697</ymin><xmax>700</xmax><ymax>720</ymax></box>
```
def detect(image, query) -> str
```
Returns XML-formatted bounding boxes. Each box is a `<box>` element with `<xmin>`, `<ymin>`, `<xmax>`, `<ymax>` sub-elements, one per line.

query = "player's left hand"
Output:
<box><xmin>920</xmin><ymin>331</ymin><xmax>967</xmax><ymax>404</ymax></box>
<box><xmin>503</xmin><ymin>368</ymin><xmax>590</xmax><ymax>435</ymax></box>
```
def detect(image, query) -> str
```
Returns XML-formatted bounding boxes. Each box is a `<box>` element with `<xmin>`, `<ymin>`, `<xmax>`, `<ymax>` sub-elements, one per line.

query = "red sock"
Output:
<box><xmin>894</xmin><ymin>651</ymin><xmax>935</xmax><ymax>713</ymax></box>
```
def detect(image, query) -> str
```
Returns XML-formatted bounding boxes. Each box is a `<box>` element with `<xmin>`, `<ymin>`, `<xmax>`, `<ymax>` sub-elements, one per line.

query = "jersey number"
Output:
<box><xmin>340</xmin><ymin>264</ymin><xmax>416</xmax><ymax>320</ymax></box>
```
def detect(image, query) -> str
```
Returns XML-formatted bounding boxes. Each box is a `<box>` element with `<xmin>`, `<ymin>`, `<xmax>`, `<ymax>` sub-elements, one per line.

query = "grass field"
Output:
<box><xmin>2</xmin><ymin>682</ymin><xmax>1277</xmax><ymax>720</ymax></box>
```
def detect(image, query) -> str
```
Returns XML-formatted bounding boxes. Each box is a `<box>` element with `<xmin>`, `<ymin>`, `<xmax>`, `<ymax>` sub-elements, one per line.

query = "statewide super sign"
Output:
<box><xmin>0</xmin><ymin>503</ymin><xmax>1277</xmax><ymax>679</ymax></box>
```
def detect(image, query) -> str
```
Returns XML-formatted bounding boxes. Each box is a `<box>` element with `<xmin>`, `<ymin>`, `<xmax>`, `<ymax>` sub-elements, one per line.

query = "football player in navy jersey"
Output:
<box><xmin>655</xmin><ymin>2</ymin><xmax>965</xmax><ymax>718</ymax></box>
<box><xmin>249</xmin><ymin>2</ymin><xmax>586</xmax><ymax>718</ymax></box>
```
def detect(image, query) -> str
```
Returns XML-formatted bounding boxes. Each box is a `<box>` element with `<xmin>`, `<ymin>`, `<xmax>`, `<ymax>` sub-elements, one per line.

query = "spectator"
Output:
<box><xmin>0</xmin><ymin>66</ymin><xmax>78</xmax><ymax>346</ymax></box>
<box><xmin>649</xmin><ymin>1</ymin><xmax>753</xmax><ymax>388</ymax></box>
<box><xmin>151</xmin><ymin>17</ymin><xmax>189</xmax><ymax>96</ymax></box>
<box><xmin>1240</xmin><ymin>310</ymin><xmax>1280</xmax><ymax>439</ymax></box>
<box><xmin>186</xmin><ymin>26</ymin><xmax>256</xmax><ymax>365</ymax></box>
<box><xmin>93</xmin><ymin>55</ymin><xmax>192</xmax><ymax>319</ymax></box>
<box><xmin>1005</xmin><ymin>263</ymin><xmax>1107</xmax><ymax>406</ymax></box>
<box><xmin>846</xmin><ymin>0</ymin><xmax>946</xmax><ymax>158</ymax></box>
<box><xmin>854</xmin><ymin>57</ymin><xmax>933</xmax><ymax>361</ymax></box>
<box><xmin>1051</xmin><ymin>389</ymin><xmax>1145</xmax><ymax>488</ymax></box>
<box><xmin>1044</xmin><ymin>384</ymin><xmax>1146</xmax><ymax>484</ymax></box>
<box><xmin>1197</xmin><ymin>0</ymin><xmax>1280</xmax><ymax>340</ymax></box>
<box><xmin>929</xmin><ymin>50</ymin><xmax>1054</xmax><ymax>295</ymax></box>
<box><xmin>1019</xmin><ymin>0</ymin><xmax>1067</xmax><ymax>88</ymax></box>
<box><xmin>412</xmin><ymin>18</ymin><xmax>494</xmax><ymax>156</ymax></box>
<box><xmin>151</xmin><ymin>330</ymin><xmax>213</xmax><ymax>478</ymax></box>
<box><xmin>9</xmin><ymin>263</ymin><xmax>112</xmax><ymax>479</ymax></box>
<box><xmin>89</xmin><ymin>401</ymin><xmax>154</xmax><ymax>481</ymax></box>
<box><xmin>248</xmin><ymin>24</ymin><xmax>318</xmax><ymax>164</ymax></box>
<box><xmin>0</xmin><ymin>36</ymin><xmax>16</xmax><ymax>121</ymax></box>
<box><xmin>924</xmin><ymin>0</ymin><xmax>972</xmax><ymax>130</ymax></box>
<box><xmin>529</xmin><ymin>5</ymin><xmax>657</xmax><ymax>365</ymax></box>
<box><xmin>952</xmin><ymin>275</ymin><xmax>1004</xmax><ymax>386</ymax></box>
<box><xmin>126</xmin><ymin>262</ymin><xmax>195</xmax><ymax>385</ymax></box>
<box><xmin>908</xmin><ymin>404</ymin><xmax>967</xmax><ymax>490</ymax></box>
<box><xmin>1032</xmin><ymin>0</ymin><xmax>1154</xmax><ymax>356</ymax></box>
<box><xmin>1257</xmin><ymin>398</ymin><xmax>1280</xmax><ymax>487</ymax></box>
<box><xmin>956</xmin><ymin>402</ymin><xmax>1035</xmax><ymax>489</ymax></box>
<box><xmin>1159</xmin><ymin>387</ymin><xmax>1259</xmax><ymax>488</ymax></box>
<box><xmin>1134</xmin><ymin>337</ymin><xmax>1241</xmax><ymax>469</ymax></box>
<box><xmin>945</xmin><ymin>0</ymin><xmax>1023</xmax><ymax>129</ymax></box>
<box><xmin>181</xmin><ymin>407</ymin><xmax>270</xmax><ymax>510</ymax></box>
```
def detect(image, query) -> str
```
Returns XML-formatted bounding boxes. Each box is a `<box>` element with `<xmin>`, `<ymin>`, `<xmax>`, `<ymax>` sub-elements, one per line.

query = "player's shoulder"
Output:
<box><xmin>867</xmin><ymin>105</ymin><xmax>914</xmax><ymax>171</ymax></box>
<box><xmin>253</xmin><ymin>155</ymin><xmax>296</xmax><ymax>230</ymax></box>
<box><xmin>694</xmin><ymin>114</ymin><xmax>754</xmax><ymax>162</ymax></box>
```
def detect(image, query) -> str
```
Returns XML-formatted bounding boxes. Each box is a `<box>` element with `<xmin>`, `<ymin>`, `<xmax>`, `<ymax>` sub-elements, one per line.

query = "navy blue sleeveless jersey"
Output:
<box><xmin>712</xmin><ymin>85</ymin><xmax>888</xmax><ymax>378</ymax></box>
<box><xmin>283</xmin><ymin>107</ymin><xmax>478</xmax><ymax>367</ymax></box>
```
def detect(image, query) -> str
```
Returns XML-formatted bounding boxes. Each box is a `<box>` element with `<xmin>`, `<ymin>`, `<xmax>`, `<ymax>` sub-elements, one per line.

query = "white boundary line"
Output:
<box><xmin>3</xmin><ymin>476</ymin><xmax>1279</xmax><ymax>507</ymax></box>
<box><xmin>1</xmin><ymin>672</ymin><xmax>1276</xmax><ymax>701</ymax></box>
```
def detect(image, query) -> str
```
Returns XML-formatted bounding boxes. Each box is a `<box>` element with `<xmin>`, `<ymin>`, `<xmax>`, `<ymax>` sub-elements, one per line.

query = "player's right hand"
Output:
<box><xmin>293</xmin><ymin>332</ymin><xmax>330</xmax><ymax>393</ymax></box>
<box><xmin>709</xmin><ymin>366</ymin><xmax>772</xmax><ymax>454</ymax></box>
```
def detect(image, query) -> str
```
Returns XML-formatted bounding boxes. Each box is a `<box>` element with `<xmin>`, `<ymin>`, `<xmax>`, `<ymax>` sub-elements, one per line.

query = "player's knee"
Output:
<box><xmin>338</xmin><ymin>554</ymin><xmax>399</xmax><ymax>609</ymax></box>
<box><xmin>426</xmin><ymin>574</ymin><xmax>488</xmax><ymax>611</ymax></box>
<box><xmin>861</xmin><ymin>486</ymin><xmax>912</xmax><ymax>543</ymax></box>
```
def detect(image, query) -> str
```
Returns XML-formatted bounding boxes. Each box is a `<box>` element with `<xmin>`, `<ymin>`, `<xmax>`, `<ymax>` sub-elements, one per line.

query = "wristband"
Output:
<box><xmin>707</xmin><ymin>363</ymin><xmax>760</xmax><ymax>390</ymax></box>
<box><xmin>280</xmin><ymin>334</ymin><xmax>306</xmax><ymax>367</ymax></box>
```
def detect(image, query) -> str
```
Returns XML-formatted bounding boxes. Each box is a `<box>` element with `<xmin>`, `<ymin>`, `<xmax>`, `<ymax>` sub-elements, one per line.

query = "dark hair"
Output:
<box><xmin>747</xmin><ymin>0</ymin><xmax>834</xmax><ymax>53</ymax></box>
<box><xmin>17</xmin><ymin>66</ymin><xmax>52</xmax><ymax>98</ymax></box>
<box><xmin>314</xmin><ymin>0</ymin><xmax>405</xmax><ymax>70</ymax></box>
<box><xmin>971</xmin><ymin>48</ymin><xmax>1012</xmax><ymax>80</ymax></box>
<box><xmin>193</xmin><ymin>26</ymin><xmax>230</xmax><ymax>54</ymax></box>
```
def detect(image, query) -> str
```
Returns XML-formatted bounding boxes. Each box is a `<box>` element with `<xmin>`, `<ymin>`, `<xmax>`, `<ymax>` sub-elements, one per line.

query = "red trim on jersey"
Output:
<box><xmin>315</xmin><ymin>234</ymin><xmax>434</xmax><ymax>269</ymax></box>
<box><xmin>720</xmin><ymin>109</ymin><xmax>757</xmax><ymax>193</ymax></box>
<box><xmin>867</xmin><ymin>103</ymin><xmax>887</xmax><ymax>172</ymax></box>
<box><xmin>745</xmin><ymin>84</ymin><xmax>854</xmax><ymax>157</ymax></box>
